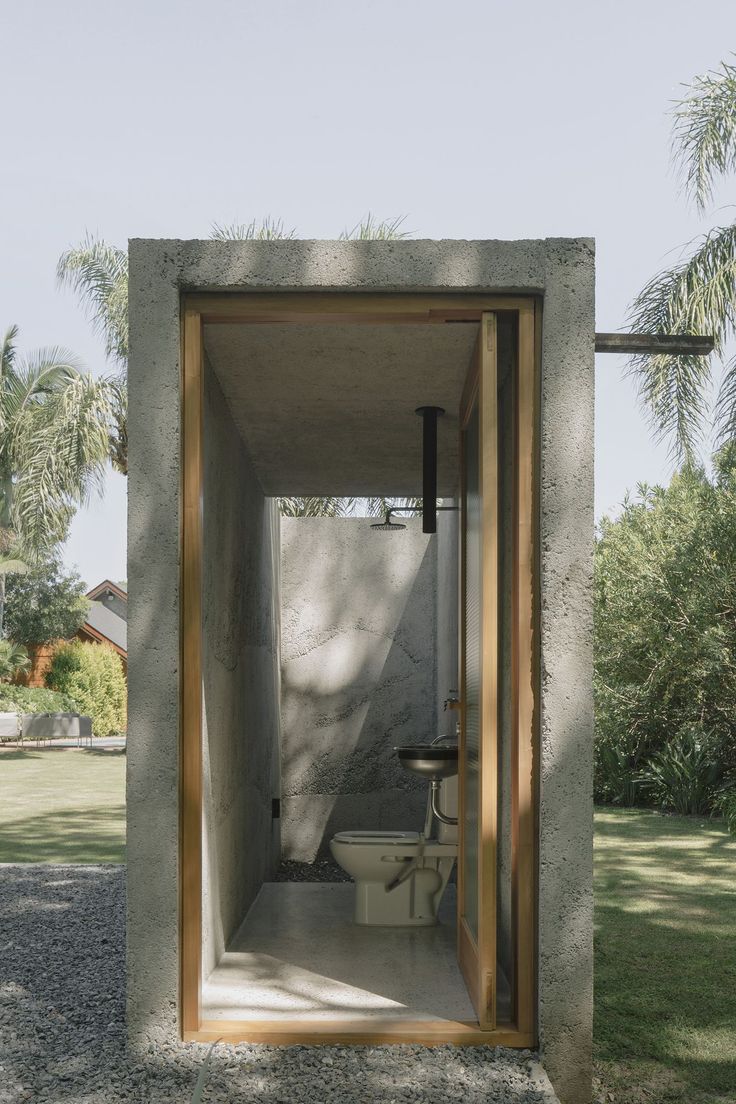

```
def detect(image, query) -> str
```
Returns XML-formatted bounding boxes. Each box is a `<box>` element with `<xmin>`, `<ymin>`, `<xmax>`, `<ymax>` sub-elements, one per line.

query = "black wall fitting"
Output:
<box><xmin>415</xmin><ymin>406</ymin><xmax>445</xmax><ymax>534</ymax></box>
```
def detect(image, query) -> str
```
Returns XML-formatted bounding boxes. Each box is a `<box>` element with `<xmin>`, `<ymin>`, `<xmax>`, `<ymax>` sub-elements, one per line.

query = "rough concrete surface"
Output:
<box><xmin>537</xmin><ymin>242</ymin><xmax>595</xmax><ymax>1104</ymax></box>
<box><xmin>1</xmin><ymin>864</ymin><xmax>560</xmax><ymax>1104</ymax></box>
<box><xmin>201</xmin><ymin>359</ymin><xmax>281</xmax><ymax>977</ymax></box>
<box><xmin>127</xmin><ymin>237</ymin><xmax>595</xmax><ymax>1104</ymax></box>
<box><xmin>203</xmin><ymin>321</ymin><xmax>478</xmax><ymax>496</ymax></box>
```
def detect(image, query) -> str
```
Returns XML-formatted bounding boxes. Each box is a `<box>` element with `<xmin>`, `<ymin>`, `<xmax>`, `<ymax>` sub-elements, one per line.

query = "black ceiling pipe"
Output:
<box><xmin>415</xmin><ymin>406</ymin><xmax>445</xmax><ymax>534</ymax></box>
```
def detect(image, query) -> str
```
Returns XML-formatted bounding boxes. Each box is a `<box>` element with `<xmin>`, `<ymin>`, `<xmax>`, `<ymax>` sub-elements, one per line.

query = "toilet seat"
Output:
<box><xmin>332</xmin><ymin>830</ymin><xmax>419</xmax><ymax>845</ymax></box>
<box><xmin>332</xmin><ymin>831</ymin><xmax>456</xmax><ymax>858</ymax></box>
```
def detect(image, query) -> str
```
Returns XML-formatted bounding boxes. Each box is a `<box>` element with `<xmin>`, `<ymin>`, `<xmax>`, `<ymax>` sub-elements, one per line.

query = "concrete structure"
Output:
<box><xmin>200</xmin><ymin>363</ymin><xmax>281</xmax><ymax>978</ymax></box>
<box><xmin>127</xmin><ymin>238</ymin><xmax>594</xmax><ymax>1104</ymax></box>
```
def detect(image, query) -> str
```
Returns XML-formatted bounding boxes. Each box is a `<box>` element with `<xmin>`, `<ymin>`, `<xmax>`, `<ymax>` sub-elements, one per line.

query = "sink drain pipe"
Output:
<box><xmin>429</xmin><ymin>779</ymin><xmax>458</xmax><ymax>825</ymax></box>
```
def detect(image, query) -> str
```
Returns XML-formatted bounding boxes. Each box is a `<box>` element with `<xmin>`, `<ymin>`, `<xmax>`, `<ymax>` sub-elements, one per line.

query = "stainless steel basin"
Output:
<box><xmin>394</xmin><ymin>744</ymin><xmax>459</xmax><ymax>781</ymax></box>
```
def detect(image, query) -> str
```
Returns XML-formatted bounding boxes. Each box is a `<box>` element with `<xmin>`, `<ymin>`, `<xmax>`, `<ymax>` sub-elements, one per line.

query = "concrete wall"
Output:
<box><xmin>127</xmin><ymin>238</ymin><xmax>594</xmax><ymax>1104</ymax></box>
<box><xmin>280</xmin><ymin>517</ymin><xmax>436</xmax><ymax>859</ymax></box>
<box><xmin>536</xmin><ymin>243</ymin><xmax>595</xmax><ymax>1104</ymax></box>
<box><xmin>201</xmin><ymin>358</ymin><xmax>281</xmax><ymax>977</ymax></box>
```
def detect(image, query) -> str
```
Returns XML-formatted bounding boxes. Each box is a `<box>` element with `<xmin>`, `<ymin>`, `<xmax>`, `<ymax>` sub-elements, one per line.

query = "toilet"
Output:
<box><xmin>330</xmin><ymin>775</ymin><xmax>458</xmax><ymax>926</ymax></box>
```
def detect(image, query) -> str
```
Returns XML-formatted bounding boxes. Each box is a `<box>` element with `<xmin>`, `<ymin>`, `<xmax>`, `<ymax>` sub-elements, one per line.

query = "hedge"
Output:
<box><xmin>45</xmin><ymin>640</ymin><xmax>126</xmax><ymax>736</ymax></box>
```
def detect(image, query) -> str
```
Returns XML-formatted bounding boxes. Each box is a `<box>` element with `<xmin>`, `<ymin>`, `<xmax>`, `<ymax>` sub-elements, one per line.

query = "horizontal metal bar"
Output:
<box><xmin>595</xmin><ymin>333</ymin><xmax>715</xmax><ymax>356</ymax></box>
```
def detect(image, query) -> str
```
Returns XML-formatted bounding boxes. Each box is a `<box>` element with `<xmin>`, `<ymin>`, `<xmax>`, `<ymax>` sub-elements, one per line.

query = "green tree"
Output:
<box><xmin>0</xmin><ymin>326</ymin><xmax>112</xmax><ymax>631</ymax></box>
<box><xmin>628</xmin><ymin>58</ymin><xmax>736</xmax><ymax>460</ymax></box>
<box><xmin>595</xmin><ymin>444</ymin><xmax>736</xmax><ymax>810</ymax></box>
<box><xmin>46</xmin><ymin>640</ymin><xmax>126</xmax><ymax>736</ymax></box>
<box><xmin>4</xmin><ymin>559</ymin><xmax>89</xmax><ymax>646</ymax></box>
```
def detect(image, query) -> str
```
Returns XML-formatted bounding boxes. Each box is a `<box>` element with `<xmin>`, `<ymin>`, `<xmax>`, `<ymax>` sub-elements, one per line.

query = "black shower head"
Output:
<box><xmin>370</xmin><ymin>516</ymin><xmax>407</xmax><ymax>531</ymax></box>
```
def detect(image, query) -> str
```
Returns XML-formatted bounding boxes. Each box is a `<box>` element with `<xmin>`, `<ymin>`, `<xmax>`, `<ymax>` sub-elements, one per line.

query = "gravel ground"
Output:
<box><xmin>273</xmin><ymin>857</ymin><xmax>350</xmax><ymax>882</ymax></box>
<box><xmin>0</xmin><ymin>864</ymin><xmax>558</xmax><ymax>1103</ymax></box>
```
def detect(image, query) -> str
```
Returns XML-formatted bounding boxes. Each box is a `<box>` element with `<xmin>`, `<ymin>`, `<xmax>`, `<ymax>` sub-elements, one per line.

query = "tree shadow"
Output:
<box><xmin>0</xmin><ymin>806</ymin><xmax>126</xmax><ymax>863</ymax></box>
<box><xmin>594</xmin><ymin>809</ymin><xmax>736</xmax><ymax>1097</ymax></box>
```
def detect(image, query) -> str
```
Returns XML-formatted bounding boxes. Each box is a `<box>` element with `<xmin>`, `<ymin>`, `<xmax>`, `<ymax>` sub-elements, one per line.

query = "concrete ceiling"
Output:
<box><xmin>203</xmin><ymin>322</ymin><xmax>479</xmax><ymax>496</ymax></box>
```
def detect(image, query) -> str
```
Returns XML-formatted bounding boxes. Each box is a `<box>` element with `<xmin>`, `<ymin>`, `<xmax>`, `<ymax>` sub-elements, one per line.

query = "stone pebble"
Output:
<box><xmin>0</xmin><ymin>864</ymin><xmax>558</xmax><ymax>1102</ymax></box>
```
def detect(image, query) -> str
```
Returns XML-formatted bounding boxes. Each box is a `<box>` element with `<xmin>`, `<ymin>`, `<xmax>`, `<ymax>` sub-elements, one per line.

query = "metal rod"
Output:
<box><xmin>595</xmin><ymin>333</ymin><xmax>714</xmax><ymax>356</ymax></box>
<box><xmin>414</xmin><ymin>406</ymin><xmax>445</xmax><ymax>534</ymax></box>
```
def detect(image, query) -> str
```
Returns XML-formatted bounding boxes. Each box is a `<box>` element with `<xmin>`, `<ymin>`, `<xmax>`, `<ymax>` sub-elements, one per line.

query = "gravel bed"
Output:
<box><xmin>273</xmin><ymin>857</ymin><xmax>350</xmax><ymax>882</ymax></box>
<box><xmin>274</xmin><ymin>853</ymin><xmax>456</xmax><ymax>885</ymax></box>
<box><xmin>0</xmin><ymin>864</ymin><xmax>558</xmax><ymax>1103</ymax></box>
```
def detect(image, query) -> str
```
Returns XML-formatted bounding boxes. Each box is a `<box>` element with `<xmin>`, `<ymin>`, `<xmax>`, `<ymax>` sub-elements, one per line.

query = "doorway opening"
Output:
<box><xmin>180</xmin><ymin>294</ymin><xmax>538</xmax><ymax>1045</ymax></box>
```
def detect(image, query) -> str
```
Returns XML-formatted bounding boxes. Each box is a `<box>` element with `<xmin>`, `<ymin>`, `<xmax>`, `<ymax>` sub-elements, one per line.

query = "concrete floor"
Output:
<box><xmin>202</xmin><ymin>882</ymin><xmax>479</xmax><ymax>1022</ymax></box>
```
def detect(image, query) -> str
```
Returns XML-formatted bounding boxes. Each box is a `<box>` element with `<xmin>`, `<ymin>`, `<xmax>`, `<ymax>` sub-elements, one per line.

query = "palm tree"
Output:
<box><xmin>57</xmin><ymin>235</ymin><xmax>128</xmax><ymax>474</ymax></box>
<box><xmin>58</xmin><ymin>215</ymin><xmax>412</xmax><ymax>507</ymax></box>
<box><xmin>0</xmin><ymin>550</ymin><xmax>28</xmax><ymax>641</ymax></box>
<box><xmin>628</xmin><ymin>57</ymin><xmax>736</xmax><ymax>462</ymax></box>
<box><xmin>0</xmin><ymin>640</ymin><xmax>30</xmax><ymax>681</ymax></box>
<box><xmin>0</xmin><ymin>325</ymin><xmax>112</xmax><ymax>632</ymax></box>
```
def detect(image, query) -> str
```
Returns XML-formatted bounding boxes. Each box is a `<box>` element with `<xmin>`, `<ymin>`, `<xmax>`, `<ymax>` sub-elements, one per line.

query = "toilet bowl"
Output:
<box><xmin>329</xmin><ymin>776</ymin><xmax>458</xmax><ymax>926</ymax></box>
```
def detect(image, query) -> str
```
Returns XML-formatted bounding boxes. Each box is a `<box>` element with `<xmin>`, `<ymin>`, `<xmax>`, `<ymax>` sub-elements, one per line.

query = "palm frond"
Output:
<box><xmin>210</xmin><ymin>218</ymin><xmax>296</xmax><ymax>241</ymax></box>
<box><xmin>714</xmin><ymin>353</ymin><xmax>736</xmax><ymax>445</ymax></box>
<box><xmin>339</xmin><ymin>214</ymin><xmax>411</xmax><ymax>241</ymax></box>
<box><xmin>12</xmin><ymin>373</ymin><xmax>112</xmax><ymax>556</ymax></box>
<box><xmin>0</xmin><ymin>346</ymin><xmax>84</xmax><ymax>473</ymax></box>
<box><xmin>0</xmin><ymin>639</ymin><xmax>30</xmax><ymax>679</ymax></box>
<box><xmin>278</xmin><ymin>496</ymin><xmax>352</xmax><ymax>517</ymax></box>
<box><xmin>0</xmin><ymin>557</ymin><xmax>28</xmax><ymax>575</ymax></box>
<box><xmin>362</xmin><ymin>496</ymin><xmax>422</xmax><ymax>517</ymax></box>
<box><xmin>627</xmin><ymin>222</ymin><xmax>736</xmax><ymax>461</ymax></box>
<box><xmin>57</xmin><ymin>233</ymin><xmax>129</xmax><ymax>362</ymax></box>
<box><xmin>12</xmin><ymin>347</ymin><xmax>83</xmax><ymax>403</ymax></box>
<box><xmin>0</xmin><ymin>325</ymin><xmax>19</xmax><ymax>376</ymax></box>
<box><xmin>673</xmin><ymin>57</ymin><xmax>736</xmax><ymax>211</ymax></box>
<box><xmin>105</xmin><ymin>371</ymin><xmax>128</xmax><ymax>475</ymax></box>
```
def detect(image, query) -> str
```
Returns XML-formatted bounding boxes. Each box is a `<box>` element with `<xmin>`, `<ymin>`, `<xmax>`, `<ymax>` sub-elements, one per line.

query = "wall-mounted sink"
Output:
<box><xmin>394</xmin><ymin>744</ymin><xmax>458</xmax><ymax>781</ymax></box>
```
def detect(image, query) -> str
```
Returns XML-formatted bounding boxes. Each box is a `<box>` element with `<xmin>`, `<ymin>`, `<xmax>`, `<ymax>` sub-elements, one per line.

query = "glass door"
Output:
<box><xmin>458</xmin><ymin>312</ymin><xmax>498</xmax><ymax>1029</ymax></box>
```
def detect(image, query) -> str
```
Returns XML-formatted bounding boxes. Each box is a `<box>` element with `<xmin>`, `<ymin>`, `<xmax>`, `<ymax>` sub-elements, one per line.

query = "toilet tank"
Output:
<box><xmin>436</xmin><ymin>774</ymin><xmax>458</xmax><ymax>843</ymax></box>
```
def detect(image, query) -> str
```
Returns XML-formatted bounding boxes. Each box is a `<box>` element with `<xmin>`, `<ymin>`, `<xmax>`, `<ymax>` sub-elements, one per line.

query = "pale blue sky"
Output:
<box><xmin>2</xmin><ymin>0</ymin><xmax>733</xmax><ymax>587</ymax></box>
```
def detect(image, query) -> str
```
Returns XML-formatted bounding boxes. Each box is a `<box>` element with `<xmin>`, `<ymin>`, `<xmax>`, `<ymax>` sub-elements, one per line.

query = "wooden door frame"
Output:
<box><xmin>179</xmin><ymin>292</ymin><xmax>539</xmax><ymax>1045</ymax></box>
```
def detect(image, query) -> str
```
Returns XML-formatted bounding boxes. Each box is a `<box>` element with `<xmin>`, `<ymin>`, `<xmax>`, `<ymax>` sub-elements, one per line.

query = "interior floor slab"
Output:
<box><xmin>202</xmin><ymin>882</ymin><xmax>477</xmax><ymax>1023</ymax></box>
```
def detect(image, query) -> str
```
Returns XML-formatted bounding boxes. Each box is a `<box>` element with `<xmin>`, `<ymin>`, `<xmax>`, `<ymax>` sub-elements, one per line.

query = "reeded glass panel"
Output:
<box><xmin>462</xmin><ymin>401</ymin><xmax>481</xmax><ymax>942</ymax></box>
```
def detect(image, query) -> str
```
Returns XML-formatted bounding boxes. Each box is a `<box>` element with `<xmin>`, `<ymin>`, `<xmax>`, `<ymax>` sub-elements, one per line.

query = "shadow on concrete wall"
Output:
<box><xmin>280</xmin><ymin>519</ymin><xmax>439</xmax><ymax>860</ymax></box>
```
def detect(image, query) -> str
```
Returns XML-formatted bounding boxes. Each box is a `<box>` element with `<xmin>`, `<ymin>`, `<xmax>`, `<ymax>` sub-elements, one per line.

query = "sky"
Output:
<box><xmin>1</xmin><ymin>0</ymin><xmax>734</xmax><ymax>587</ymax></box>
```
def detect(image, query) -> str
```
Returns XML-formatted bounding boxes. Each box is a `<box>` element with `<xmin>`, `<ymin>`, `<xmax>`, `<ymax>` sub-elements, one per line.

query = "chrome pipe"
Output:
<box><xmin>430</xmin><ymin>779</ymin><xmax>458</xmax><ymax>826</ymax></box>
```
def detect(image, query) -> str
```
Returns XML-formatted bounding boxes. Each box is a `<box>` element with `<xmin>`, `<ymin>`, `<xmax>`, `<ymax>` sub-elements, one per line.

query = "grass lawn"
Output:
<box><xmin>1</xmin><ymin>752</ymin><xmax>734</xmax><ymax>1098</ymax></box>
<box><xmin>595</xmin><ymin>808</ymin><xmax>736</xmax><ymax>1104</ymax></box>
<box><xmin>0</xmin><ymin>747</ymin><xmax>126</xmax><ymax>863</ymax></box>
